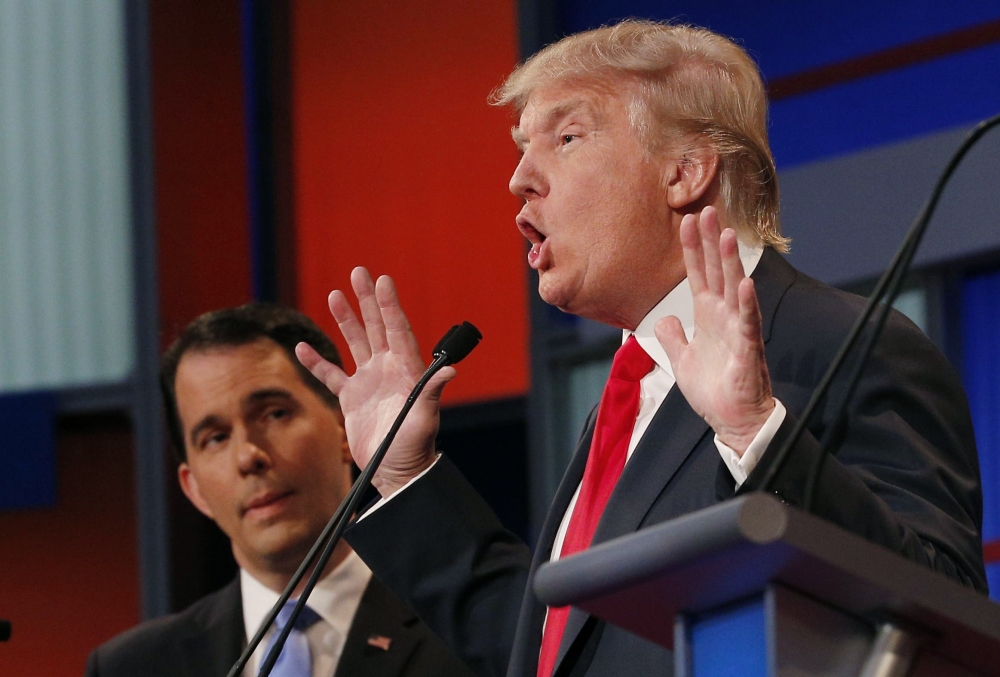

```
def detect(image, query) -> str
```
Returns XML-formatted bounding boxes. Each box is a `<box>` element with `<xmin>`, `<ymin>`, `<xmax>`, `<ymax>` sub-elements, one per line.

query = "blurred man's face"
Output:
<box><xmin>175</xmin><ymin>339</ymin><xmax>352</xmax><ymax>581</ymax></box>
<box><xmin>509</xmin><ymin>81</ymin><xmax>683</xmax><ymax>328</ymax></box>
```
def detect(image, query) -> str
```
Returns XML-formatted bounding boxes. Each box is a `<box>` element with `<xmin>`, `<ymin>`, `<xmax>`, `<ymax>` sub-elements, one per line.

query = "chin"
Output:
<box><xmin>537</xmin><ymin>274</ymin><xmax>575</xmax><ymax>311</ymax></box>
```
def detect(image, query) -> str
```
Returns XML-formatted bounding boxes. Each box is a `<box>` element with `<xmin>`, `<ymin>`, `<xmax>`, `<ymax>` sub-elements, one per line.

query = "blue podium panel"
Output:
<box><xmin>688</xmin><ymin>596</ymin><xmax>768</xmax><ymax>677</ymax></box>
<box><xmin>0</xmin><ymin>390</ymin><xmax>57</xmax><ymax>510</ymax></box>
<box><xmin>677</xmin><ymin>585</ymin><xmax>873</xmax><ymax>677</ymax></box>
<box><xmin>535</xmin><ymin>495</ymin><xmax>1000</xmax><ymax>676</ymax></box>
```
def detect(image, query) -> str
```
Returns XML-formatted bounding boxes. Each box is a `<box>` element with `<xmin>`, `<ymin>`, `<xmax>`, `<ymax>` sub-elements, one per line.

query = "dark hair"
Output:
<box><xmin>160</xmin><ymin>303</ymin><xmax>343</xmax><ymax>461</ymax></box>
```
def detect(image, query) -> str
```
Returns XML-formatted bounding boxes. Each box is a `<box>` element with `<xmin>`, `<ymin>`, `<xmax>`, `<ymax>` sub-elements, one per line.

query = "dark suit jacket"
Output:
<box><xmin>346</xmin><ymin>249</ymin><xmax>987</xmax><ymax>677</ymax></box>
<box><xmin>85</xmin><ymin>573</ymin><xmax>474</xmax><ymax>677</ymax></box>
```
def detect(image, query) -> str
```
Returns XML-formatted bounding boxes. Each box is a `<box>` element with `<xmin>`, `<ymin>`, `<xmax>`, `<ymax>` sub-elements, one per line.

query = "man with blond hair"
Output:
<box><xmin>297</xmin><ymin>20</ymin><xmax>985</xmax><ymax>677</ymax></box>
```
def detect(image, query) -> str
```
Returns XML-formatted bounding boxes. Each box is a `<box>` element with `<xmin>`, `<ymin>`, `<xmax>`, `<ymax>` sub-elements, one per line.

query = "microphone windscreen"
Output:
<box><xmin>431</xmin><ymin>325</ymin><xmax>460</xmax><ymax>357</ymax></box>
<box><xmin>432</xmin><ymin>321</ymin><xmax>482</xmax><ymax>365</ymax></box>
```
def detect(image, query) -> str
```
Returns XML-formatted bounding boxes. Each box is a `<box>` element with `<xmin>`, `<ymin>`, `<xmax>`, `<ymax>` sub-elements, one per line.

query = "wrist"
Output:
<box><xmin>371</xmin><ymin>453</ymin><xmax>437</xmax><ymax>497</ymax></box>
<box><xmin>715</xmin><ymin>399</ymin><xmax>776</xmax><ymax>457</ymax></box>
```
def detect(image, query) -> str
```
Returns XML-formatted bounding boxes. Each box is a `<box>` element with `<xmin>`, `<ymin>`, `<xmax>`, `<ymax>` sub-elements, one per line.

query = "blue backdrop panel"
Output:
<box><xmin>770</xmin><ymin>42</ymin><xmax>1000</xmax><ymax>167</ymax></box>
<box><xmin>962</xmin><ymin>268</ymin><xmax>1000</xmax><ymax>599</ymax></box>
<box><xmin>0</xmin><ymin>391</ymin><xmax>57</xmax><ymax>510</ymax></box>
<box><xmin>557</xmin><ymin>1</ymin><xmax>1000</xmax><ymax>166</ymax></box>
<box><xmin>559</xmin><ymin>0</ymin><xmax>1000</xmax><ymax>78</ymax></box>
<box><xmin>689</xmin><ymin>596</ymin><xmax>768</xmax><ymax>677</ymax></box>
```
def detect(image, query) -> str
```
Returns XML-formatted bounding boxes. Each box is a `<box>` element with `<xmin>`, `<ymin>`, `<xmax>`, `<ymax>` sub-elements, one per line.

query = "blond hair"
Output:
<box><xmin>493</xmin><ymin>19</ymin><xmax>788</xmax><ymax>251</ymax></box>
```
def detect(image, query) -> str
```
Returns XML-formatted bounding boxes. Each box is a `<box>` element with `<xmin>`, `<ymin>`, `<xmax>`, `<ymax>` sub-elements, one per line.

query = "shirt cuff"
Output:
<box><xmin>355</xmin><ymin>455</ymin><xmax>440</xmax><ymax>521</ymax></box>
<box><xmin>715</xmin><ymin>399</ymin><xmax>786</xmax><ymax>488</ymax></box>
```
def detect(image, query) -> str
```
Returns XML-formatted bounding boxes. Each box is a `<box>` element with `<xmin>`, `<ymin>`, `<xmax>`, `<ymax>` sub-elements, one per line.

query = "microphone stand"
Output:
<box><xmin>758</xmin><ymin>112</ymin><xmax>1000</xmax><ymax>511</ymax></box>
<box><xmin>226</xmin><ymin>321</ymin><xmax>481</xmax><ymax>677</ymax></box>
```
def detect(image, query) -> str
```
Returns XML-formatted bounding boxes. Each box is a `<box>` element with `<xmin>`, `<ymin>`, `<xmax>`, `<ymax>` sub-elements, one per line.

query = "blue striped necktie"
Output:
<box><xmin>261</xmin><ymin>601</ymin><xmax>322</xmax><ymax>676</ymax></box>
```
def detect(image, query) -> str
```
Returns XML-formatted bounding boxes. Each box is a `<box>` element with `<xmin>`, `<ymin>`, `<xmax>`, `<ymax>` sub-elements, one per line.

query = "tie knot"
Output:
<box><xmin>611</xmin><ymin>335</ymin><xmax>655</xmax><ymax>383</ymax></box>
<box><xmin>276</xmin><ymin>600</ymin><xmax>322</xmax><ymax>633</ymax></box>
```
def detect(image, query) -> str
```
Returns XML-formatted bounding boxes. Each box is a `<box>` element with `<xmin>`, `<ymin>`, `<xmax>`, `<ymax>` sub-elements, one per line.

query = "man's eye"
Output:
<box><xmin>201</xmin><ymin>432</ymin><xmax>228</xmax><ymax>449</ymax></box>
<box><xmin>267</xmin><ymin>408</ymin><xmax>290</xmax><ymax>421</ymax></box>
<box><xmin>561</xmin><ymin>135</ymin><xmax>576</xmax><ymax>145</ymax></box>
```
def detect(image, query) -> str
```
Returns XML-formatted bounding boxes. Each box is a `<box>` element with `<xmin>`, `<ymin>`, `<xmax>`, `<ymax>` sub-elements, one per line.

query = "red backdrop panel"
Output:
<box><xmin>291</xmin><ymin>0</ymin><xmax>528</xmax><ymax>403</ymax></box>
<box><xmin>0</xmin><ymin>419</ymin><xmax>138</xmax><ymax>675</ymax></box>
<box><xmin>153</xmin><ymin>0</ymin><xmax>253</xmax><ymax>347</ymax></box>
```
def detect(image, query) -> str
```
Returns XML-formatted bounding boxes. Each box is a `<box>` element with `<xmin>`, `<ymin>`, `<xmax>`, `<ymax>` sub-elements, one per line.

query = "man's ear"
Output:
<box><xmin>178</xmin><ymin>463</ymin><xmax>215</xmax><ymax>520</ymax></box>
<box><xmin>664</xmin><ymin>146</ymin><xmax>720</xmax><ymax>210</ymax></box>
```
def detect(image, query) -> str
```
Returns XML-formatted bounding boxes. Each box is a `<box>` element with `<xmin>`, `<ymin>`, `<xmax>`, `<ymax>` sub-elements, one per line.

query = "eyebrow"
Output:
<box><xmin>245</xmin><ymin>388</ymin><xmax>295</xmax><ymax>406</ymax></box>
<box><xmin>510</xmin><ymin>97</ymin><xmax>597</xmax><ymax>151</ymax></box>
<box><xmin>189</xmin><ymin>415</ymin><xmax>224</xmax><ymax>447</ymax></box>
<box><xmin>186</xmin><ymin>388</ymin><xmax>297</xmax><ymax>447</ymax></box>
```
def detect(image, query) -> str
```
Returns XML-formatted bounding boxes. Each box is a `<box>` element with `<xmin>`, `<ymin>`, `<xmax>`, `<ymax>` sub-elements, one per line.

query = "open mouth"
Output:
<box><xmin>516</xmin><ymin>215</ymin><xmax>549</xmax><ymax>270</ymax></box>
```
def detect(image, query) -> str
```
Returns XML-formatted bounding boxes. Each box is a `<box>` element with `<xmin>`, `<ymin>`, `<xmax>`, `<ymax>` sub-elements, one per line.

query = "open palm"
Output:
<box><xmin>296</xmin><ymin>267</ymin><xmax>453</xmax><ymax>496</ymax></box>
<box><xmin>655</xmin><ymin>207</ymin><xmax>774</xmax><ymax>455</ymax></box>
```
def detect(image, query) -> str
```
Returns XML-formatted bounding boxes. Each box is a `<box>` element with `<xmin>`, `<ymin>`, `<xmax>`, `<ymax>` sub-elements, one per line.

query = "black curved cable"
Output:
<box><xmin>758</xmin><ymin>112</ymin><xmax>1000</xmax><ymax>511</ymax></box>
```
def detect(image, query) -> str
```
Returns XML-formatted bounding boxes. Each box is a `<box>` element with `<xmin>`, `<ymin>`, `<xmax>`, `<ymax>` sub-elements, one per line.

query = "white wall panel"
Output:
<box><xmin>780</xmin><ymin>122</ymin><xmax>1000</xmax><ymax>287</ymax></box>
<box><xmin>0</xmin><ymin>0</ymin><xmax>133</xmax><ymax>392</ymax></box>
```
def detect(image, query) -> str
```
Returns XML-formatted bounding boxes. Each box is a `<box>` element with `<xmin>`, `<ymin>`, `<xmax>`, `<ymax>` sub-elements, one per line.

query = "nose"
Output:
<box><xmin>235</xmin><ymin>432</ymin><xmax>273</xmax><ymax>476</ymax></box>
<box><xmin>509</xmin><ymin>150</ymin><xmax>546</xmax><ymax>200</ymax></box>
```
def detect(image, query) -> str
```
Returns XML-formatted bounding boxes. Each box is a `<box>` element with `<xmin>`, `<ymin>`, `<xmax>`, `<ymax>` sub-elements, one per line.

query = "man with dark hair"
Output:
<box><xmin>86</xmin><ymin>303</ymin><xmax>473</xmax><ymax>677</ymax></box>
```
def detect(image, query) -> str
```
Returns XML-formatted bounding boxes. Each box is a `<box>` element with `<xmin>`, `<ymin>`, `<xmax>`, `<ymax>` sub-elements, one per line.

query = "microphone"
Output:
<box><xmin>433</xmin><ymin>321</ymin><xmax>482</xmax><ymax>365</ymax></box>
<box><xmin>758</xmin><ymin>112</ymin><xmax>1000</xmax><ymax>511</ymax></box>
<box><xmin>227</xmin><ymin>322</ymin><xmax>482</xmax><ymax>677</ymax></box>
<box><xmin>0</xmin><ymin>619</ymin><xmax>10</xmax><ymax>642</ymax></box>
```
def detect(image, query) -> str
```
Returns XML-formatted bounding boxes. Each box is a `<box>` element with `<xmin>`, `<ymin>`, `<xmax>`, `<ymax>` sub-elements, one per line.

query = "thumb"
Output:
<box><xmin>655</xmin><ymin>316</ymin><xmax>688</xmax><ymax>371</ymax></box>
<box><xmin>421</xmin><ymin>366</ymin><xmax>457</xmax><ymax>404</ymax></box>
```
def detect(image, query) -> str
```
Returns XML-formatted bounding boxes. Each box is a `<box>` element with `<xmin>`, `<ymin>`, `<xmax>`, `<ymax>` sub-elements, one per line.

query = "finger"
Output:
<box><xmin>375</xmin><ymin>275</ymin><xmax>421</xmax><ymax>358</ymax></box>
<box><xmin>654</xmin><ymin>315</ymin><xmax>688</xmax><ymax>370</ymax></box>
<box><xmin>699</xmin><ymin>206</ymin><xmax>724</xmax><ymax>297</ymax></box>
<box><xmin>328</xmin><ymin>289</ymin><xmax>372</xmax><ymax>366</ymax></box>
<box><xmin>720</xmin><ymin>228</ymin><xmax>743</xmax><ymax>310</ymax></box>
<box><xmin>421</xmin><ymin>366</ymin><xmax>457</xmax><ymax>404</ymax></box>
<box><xmin>680</xmin><ymin>214</ymin><xmax>707</xmax><ymax>295</ymax></box>
<box><xmin>737</xmin><ymin>277</ymin><xmax>764</xmax><ymax>344</ymax></box>
<box><xmin>295</xmin><ymin>342</ymin><xmax>348</xmax><ymax>394</ymax></box>
<box><xmin>351</xmin><ymin>267</ymin><xmax>389</xmax><ymax>355</ymax></box>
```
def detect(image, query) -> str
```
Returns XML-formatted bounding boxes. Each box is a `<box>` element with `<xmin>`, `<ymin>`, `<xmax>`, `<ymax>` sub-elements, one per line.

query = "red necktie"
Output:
<box><xmin>536</xmin><ymin>335</ymin><xmax>655</xmax><ymax>677</ymax></box>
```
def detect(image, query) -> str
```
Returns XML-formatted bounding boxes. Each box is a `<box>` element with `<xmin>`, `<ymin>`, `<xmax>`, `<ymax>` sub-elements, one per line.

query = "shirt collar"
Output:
<box><xmin>240</xmin><ymin>550</ymin><xmax>372</xmax><ymax>643</ymax></box>
<box><xmin>627</xmin><ymin>242</ymin><xmax>765</xmax><ymax>376</ymax></box>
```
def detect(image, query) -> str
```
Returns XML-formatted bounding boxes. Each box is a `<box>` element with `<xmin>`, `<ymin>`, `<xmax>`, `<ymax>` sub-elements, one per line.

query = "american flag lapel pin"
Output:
<box><xmin>367</xmin><ymin>634</ymin><xmax>392</xmax><ymax>651</ymax></box>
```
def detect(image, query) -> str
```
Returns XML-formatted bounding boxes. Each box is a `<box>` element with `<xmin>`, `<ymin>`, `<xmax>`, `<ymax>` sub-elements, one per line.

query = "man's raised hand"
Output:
<box><xmin>295</xmin><ymin>267</ymin><xmax>455</xmax><ymax>496</ymax></box>
<box><xmin>654</xmin><ymin>206</ymin><xmax>774</xmax><ymax>455</ymax></box>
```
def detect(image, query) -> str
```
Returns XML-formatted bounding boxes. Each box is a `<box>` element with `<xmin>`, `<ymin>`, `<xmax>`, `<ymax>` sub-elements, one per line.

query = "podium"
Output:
<box><xmin>533</xmin><ymin>494</ymin><xmax>1000</xmax><ymax>677</ymax></box>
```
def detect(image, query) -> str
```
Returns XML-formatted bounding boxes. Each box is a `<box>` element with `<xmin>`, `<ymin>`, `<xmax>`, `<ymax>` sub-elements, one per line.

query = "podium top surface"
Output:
<box><xmin>534</xmin><ymin>494</ymin><xmax>1000</xmax><ymax>675</ymax></box>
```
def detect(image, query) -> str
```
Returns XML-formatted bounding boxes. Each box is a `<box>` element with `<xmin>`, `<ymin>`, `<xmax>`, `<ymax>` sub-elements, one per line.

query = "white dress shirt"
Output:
<box><xmin>240</xmin><ymin>550</ymin><xmax>372</xmax><ymax>677</ymax></box>
<box><xmin>368</xmin><ymin>242</ymin><xmax>788</xmax><ymax>543</ymax></box>
<box><xmin>548</xmin><ymin>242</ymin><xmax>787</xmax><ymax>563</ymax></box>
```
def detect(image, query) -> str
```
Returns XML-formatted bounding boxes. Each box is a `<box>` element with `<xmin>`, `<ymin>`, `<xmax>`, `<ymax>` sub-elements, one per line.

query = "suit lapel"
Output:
<box><xmin>752</xmin><ymin>248</ymin><xmax>797</xmax><ymax>344</ymax></box>
<box><xmin>179</xmin><ymin>578</ymin><xmax>245</xmax><ymax>677</ymax></box>
<box><xmin>333</xmin><ymin>576</ymin><xmax>421</xmax><ymax>677</ymax></box>
<box><xmin>554</xmin><ymin>387</ymin><xmax>710</xmax><ymax>671</ymax></box>
<box><xmin>592</xmin><ymin>388</ymin><xmax>710</xmax><ymax>541</ymax></box>
<box><xmin>539</xmin><ymin>412</ymin><xmax>597</xmax><ymax>560</ymax></box>
<box><xmin>508</xmin><ymin>411</ymin><xmax>596</xmax><ymax>677</ymax></box>
<box><xmin>550</xmin><ymin>249</ymin><xmax>798</xmax><ymax>672</ymax></box>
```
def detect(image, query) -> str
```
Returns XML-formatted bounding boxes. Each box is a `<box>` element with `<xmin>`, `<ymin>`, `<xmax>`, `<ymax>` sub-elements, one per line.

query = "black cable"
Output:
<box><xmin>760</xmin><ymin>112</ymin><xmax>1000</xmax><ymax>505</ymax></box>
<box><xmin>224</xmin><ymin>321</ymin><xmax>481</xmax><ymax>677</ymax></box>
<box><xmin>256</xmin><ymin>353</ymin><xmax>449</xmax><ymax>677</ymax></box>
<box><xmin>224</xmin><ymin>475</ymin><xmax>359</xmax><ymax>677</ymax></box>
